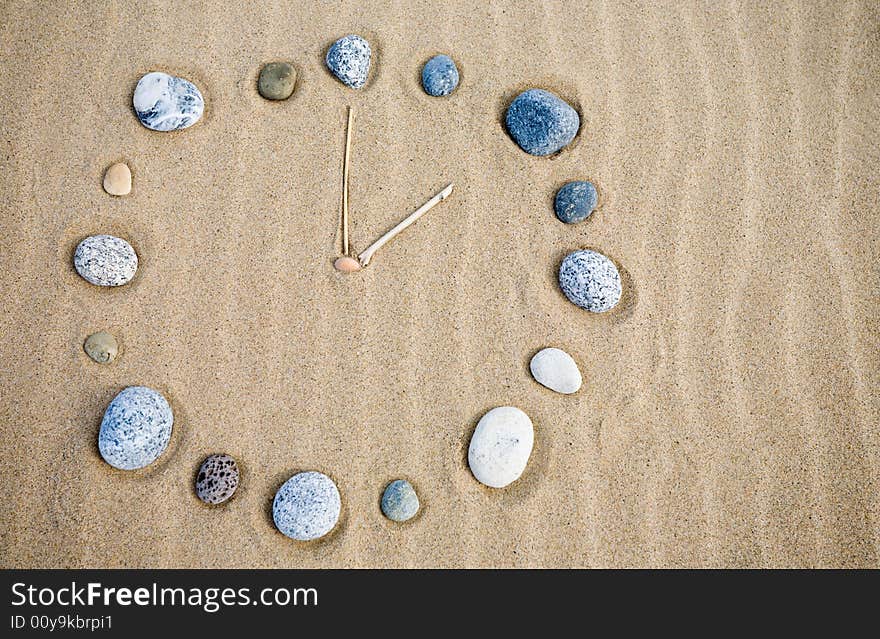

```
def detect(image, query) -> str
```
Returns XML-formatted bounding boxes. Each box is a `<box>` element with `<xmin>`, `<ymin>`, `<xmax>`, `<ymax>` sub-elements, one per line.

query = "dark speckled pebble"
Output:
<box><xmin>558</xmin><ymin>249</ymin><xmax>622</xmax><ymax>313</ymax></box>
<box><xmin>381</xmin><ymin>479</ymin><xmax>420</xmax><ymax>522</ymax></box>
<box><xmin>554</xmin><ymin>181</ymin><xmax>598</xmax><ymax>224</ymax></box>
<box><xmin>258</xmin><ymin>62</ymin><xmax>297</xmax><ymax>100</ymax></box>
<box><xmin>325</xmin><ymin>35</ymin><xmax>371</xmax><ymax>89</ymax></box>
<box><xmin>196</xmin><ymin>454</ymin><xmax>240</xmax><ymax>504</ymax></box>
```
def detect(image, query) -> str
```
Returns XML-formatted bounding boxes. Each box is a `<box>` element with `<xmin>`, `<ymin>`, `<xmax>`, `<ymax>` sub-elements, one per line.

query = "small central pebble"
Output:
<box><xmin>84</xmin><ymin>331</ymin><xmax>119</xmax><ymax>364</ymax></box>
<box><xmin>196</xmin><ymin>454</ymin><xmax>240</xmax><ymax>505</ymax></box>
<box><xmin>273</xmin><ymin>471</ymin><xmax>341</xmax><ymax>541</ymax></box>
<box><xmin>258</xmin><ymin>62</ymin><xmax>297</xmax><ymax>100</ymax></box>
<box><xmin>381</xmin><ymin>479</ymin><xmax>420</xmax><ymax>522</ymax></box>
<box><xmin>74</xmin><ymin>235</ymin><xmax>138</xmax><ymax>287</ymax></box>
<box><xmin>103</xmin><ymin>163</ymin><xmax>132</xmax><ymax>196</ymax></box>
<box><xmin>133</xmin><ymin>71</ymin><xmax>204</xmax><ymax>132</ymax></box>
<box><xmin>558</xmin><ymin>249</ymin><xmax>622</xmax><ymax>313</ymax></box>
<box><xmin>325</xmin><ymin>35</ymin><xmax>372</xmax><ymax>89</ymax></box>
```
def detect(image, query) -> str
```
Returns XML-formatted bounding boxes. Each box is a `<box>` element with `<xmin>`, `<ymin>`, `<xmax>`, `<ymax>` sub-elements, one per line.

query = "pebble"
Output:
<box><xmin>133</xmin><ymin>71</ymin><xmax>204</xmax><ymax>132</ymax></box>
<box><xmin>196</xmin><ymin>454</ymin><xmax>239</xmax><ymax>505</ymax></box>
<box><xmin>530</xmin><ymin>347</ymin><xmax>582</xmax><ymax>394</ymax></box>
<box><xmin>84</xmin><ymin>331</ymin><xmax>119</xmax><ymax>364</ymax></box>
<box><xmin>554</xmin><ymin>181</ymin><xmax>597</xmax><ymax>224</ymax></box>
<box><xmin>381</xmin><ymin>480</ymin><xmax>420</xmax><ymax>522</ymax></box>
<box><xmin>74</xmin><ymin>235</ymin><xmax>138</xmax><ymax>287</ymax></box>
<box><xmin>98</xmin><ymin>386</ymin><xmax>173</xmax><ymax>470</ymax></box>
<box><xmin>468</xmin><ymin>406</ymin><xmax>534</xmax><ymax>488</ymax></box>
<box><xmin>273</xmin><ymin>471</ymin><xmax>341</xmax><ymax>541</ymax></box>
<box><xmin>325</xmin><ymin>35</ymin><xmax>371</xmax><ymax>89</ymax></box>
<box><xmin>258</xmin><ymin>62</ymin><xmax>297</xmax><ymax>100</ymax></box>
<box><xmin>103</xmin><ymin>163</ymin><xmax>131</xmax><ymax>196</ymax></box>
<box><xmin>421</xmin><ymin>54</ymin><xmax>459</xmax><ymax>96</ymax></box>
<box><xmin>558</xmin><ymin>249</ymin><xmax>622</xmax><ymax>313</ymax></box>
<box><xmin>505</xmin><ymin>88</ymin><xmax>580</xmax><ymax>156</ymax></box>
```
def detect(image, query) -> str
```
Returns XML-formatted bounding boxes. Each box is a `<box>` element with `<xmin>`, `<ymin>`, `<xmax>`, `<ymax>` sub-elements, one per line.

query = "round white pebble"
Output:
<box><xmin>530</xmin><ymin>347</ymin><xmax>582</xmax><ymax>394</ymax></box>
<box><xmin>273</xmin><ymin>471</ymin><xmax>341</xmax><ymax>541</ymax></box>
<box><xmin>98</xmin><ymin>386</ymin><xmax>173</xmax><ymax>470</ymax></box>
<box><xmin>74</xmin><ymin>235</ymin><xmax>138</xmax><ymax>287</ymax></box>
<box><xmin>468</xmin><ymin>406</ymin><xmax>534</xmax><ymax>488</ymax></box>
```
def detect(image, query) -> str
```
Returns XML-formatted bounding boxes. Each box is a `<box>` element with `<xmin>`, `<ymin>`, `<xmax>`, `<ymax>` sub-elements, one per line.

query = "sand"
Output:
<box><xmin>1</xmin><ymin>0</ymin><xmax>878</xmax><ymax>568</ymax></box>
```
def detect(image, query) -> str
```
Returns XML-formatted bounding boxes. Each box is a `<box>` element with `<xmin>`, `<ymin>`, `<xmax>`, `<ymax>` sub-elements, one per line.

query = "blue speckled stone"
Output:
<box><xmin>554</xmin><ymin>181</ymin><xmax>598</xmax><ymax>224</ymax></box>
<box><xmin>505</xmin><ymin>89</ymin><xmax>580</xmax><ymax>156</ymax></box>
<box><xmin>98</xmin><ymin>386</ymin><xmax>173</xmax><ymax>470</ymax></box>
<box><xmin>558</xmin><ymin>249</ymin><xmax>622</xmax><ymax>313</ymax></box>
<box><xmin>325</xmin><ymin>35</ymin><xmax>371</xmax><ymax>89</ymax></box>
<box><xmin>381</xmin><ymin>479</ymin><xmax>419</xmax><ymax>522</ymax></box>
<box><xmin>421</xmin><ymin>55</ymin><xmax>459</xmax><ymax>97</ymax></box>
<box><xmin>273</xmin><ymin>471</ymin><xmax>341</xmax><ymax>541</ymax></box>
<box><xmin>133</xmin><ymin>72</ymin><xmax>204</xmax><ymax>132</ymax></box>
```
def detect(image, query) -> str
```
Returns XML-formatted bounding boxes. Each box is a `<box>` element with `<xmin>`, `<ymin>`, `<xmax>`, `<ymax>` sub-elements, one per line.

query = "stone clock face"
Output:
<box><xmin>7</xmin><ymin>11</ymin><xmax>640</xmax><ymax>570</ymax></box>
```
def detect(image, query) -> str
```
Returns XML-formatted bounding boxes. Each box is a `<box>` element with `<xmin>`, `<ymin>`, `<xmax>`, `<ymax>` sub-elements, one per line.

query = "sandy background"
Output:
<box><xmin>1</xmin><ymin>0</ymin><xmax>878</xmax><ymax>568</ymax></box>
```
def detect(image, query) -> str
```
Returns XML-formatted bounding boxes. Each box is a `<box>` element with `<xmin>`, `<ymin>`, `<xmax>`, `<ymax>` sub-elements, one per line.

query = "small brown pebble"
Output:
<box><xmin>334</xmin><ymin>256</ymin><xmax>361</xmax><ymax>272</ymax></box>
<box><xmin>196</xmin><ymin>454</ymin><xmax>240</xmax><ymax>505</ymax></box>
<box><xmin>103</xmin><ymin>162</ymin><xmax>131</xmax><ymax>196</ymax></box>
<box><xmin>83</xmin><ymin>331</ymin><xmax>119</xmax><ymax>364</ymax></box>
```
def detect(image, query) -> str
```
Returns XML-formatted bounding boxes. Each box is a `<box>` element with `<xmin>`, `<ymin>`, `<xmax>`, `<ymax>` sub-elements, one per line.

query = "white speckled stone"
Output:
<box><xmin>98</xmin><ymin>386</ymin><xmax>173</xmax><ymax>470</ymax></box>
<box><xmin>468</xmin><ymin>406</ymin><xmax>534</xmax><ymax>488</ymax></box>
<box><xmin>325</xmin><ymin>35</ymin><xmax>371</xmax><ymax>89</ymax></box>
<box><xmin>74</xmin><ymin>235</ymin><xmax>138</xmax><ymax>287</ymax></box>
<box><xmin>530</xmin><ymin>347</ymin><xmax>582</xmax><ymax>394</ymax></box>
<box><xmin>558</xmin><ymin>249</ymin><xmax>622</xmax><ymax>312</ymax></box>
<box><xmin>273</xmin><ymin>471</ymin><xmax>341</xmax><ymax>541</ymax></box>
<box><xmin>133</xmin><ymin>71</ymin><xmax>204</xmax><ymax>132</ymax></box>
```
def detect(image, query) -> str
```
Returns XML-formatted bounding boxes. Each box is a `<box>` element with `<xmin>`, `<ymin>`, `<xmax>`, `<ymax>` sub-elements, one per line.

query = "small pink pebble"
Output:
<box><xmin>334</xmin><ymin>256</ymin><xmax>362</xmax><ymax>273</ymax></box>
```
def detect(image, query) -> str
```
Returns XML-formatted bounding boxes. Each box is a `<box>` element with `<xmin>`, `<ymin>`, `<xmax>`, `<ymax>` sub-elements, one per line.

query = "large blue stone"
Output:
<box><xmin>505</xmin><ymin>89</ymin><xmax>579</xmax><ymax>156</ymax></box>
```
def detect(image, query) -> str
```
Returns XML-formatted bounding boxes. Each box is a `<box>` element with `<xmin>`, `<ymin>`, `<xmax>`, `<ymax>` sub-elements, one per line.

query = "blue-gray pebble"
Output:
<box><xmin>325</xmin><ymin>35</ymin><xmax>372</xmax><ymax>89</ymax></box>
<box><xmin>98</xmin><ymin>386</ymin><xmax>173</xmax><ymax>470</ymax></box>
<box><xmin>558</xmin><ymin>249</ymin><xmax>622</xmax><ymax>313</ymax></box>
<box><xmin>555</xmin><ymin>181</ymin><xmax>598</xmax><ymax>224</ymax></box>
<box><xmin>421</xmin><ymin>55</ymin><xmax>459</xmax><ymax>97</ymax></box>
<box><xmin>381</xmin><ymin>479</ymin><xmax>420</xmax><ymax>522</ymax></box>
<box><xmin>505</xmin><ymin>89</ymin><xmax>580</xmax><ymax>156</ymax></box>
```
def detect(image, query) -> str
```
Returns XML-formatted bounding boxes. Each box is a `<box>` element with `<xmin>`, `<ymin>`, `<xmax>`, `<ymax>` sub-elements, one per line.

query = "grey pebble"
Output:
<box><xmin>273</xmin><ymin>471</ymin><xmax>341</xmax><ymax>541</ymax></box>
<box><xmin>133</xmin><ymin>71</ymin><xmax>204</xmax><ymax>132</ymax></box>
<box><xmin>196</xmin><ymin>454</ymin><xmax>239</xmax><ymax>504</ymax></box>
<box><xmin>258</xmin><ymin>62</ymin><xmax>297</xmax><ymax>100</ymax></box>
<box><xmin>558</xmin><ymin>249</ymin><xmax>622</xmax><ymax>313</ymax></box>
<box><xmin>74</xmin><ymin>235</ymin><xmax>138</xmax><ymax>287</ymax></box>
<box><xmin>421</xmin><ymin>54</ymin><xmax>459</xmax><ymax>97</ymax></box>
<box><xmin>505</xmin><ymin>88</ymin><xmax>580</xmax><ymax>156</ymax></box>
<box><xmin>98</xmin><ymin>386</ymin><xmax>173</xmax><ymax>470</ymax></box>
<box><xmin>555</xmin><ymin>181</ymin><xmax>598</xmax><ymax>224</ymax></box>
<box><xmin>84</xmin><ymin>331</ymin><xmax>119</xmax><ymax>364</ymax></box>
<box><xmin>325</xmin><ymin>35</ymin><xmax>371</xmax><ymax>89</ymax></box>
<box><xmin>381</xmin><ymin>479</ymin><xmax>420</xmax><ymax>522</ymax></box>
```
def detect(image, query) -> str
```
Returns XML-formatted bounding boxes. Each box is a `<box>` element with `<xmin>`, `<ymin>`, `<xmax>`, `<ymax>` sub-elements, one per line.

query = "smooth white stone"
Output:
<box><xmin>133</xmin><ymin>71</ymin><xmax>204</xmax><ymax>132</ymax></box>
<box><xmin>530</xmin><ymin>347</ymin><xmax>582</xmax><ymax>394</ymax></box>
<box><xmin>468</xmin><ymin>406</ymin><xmax>534</xmax><ymax>488</ymax></box>
<box><xmin>74</xmin><ymin>235</ymin><xmax>138</xmax><ymax>286</ymax></box>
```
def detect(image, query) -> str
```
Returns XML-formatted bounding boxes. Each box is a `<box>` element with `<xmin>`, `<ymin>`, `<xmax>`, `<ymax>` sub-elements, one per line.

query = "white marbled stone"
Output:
<box><xmin>273</xmin><ymin>471</ymin><xmax>341</xmax><ymax>541</ymax></box>
<box><xmin>133</xmin><ymin>71</ymin><xmax>204</xmax><ymax>132</ymax></box>
<box><xmin>98</xmin><ymin>386</ymin><xmax>173</xmax><ymax>470</ymax></box>
<box><xmin>530</xmin><ymin>347</ymin><xmax>582</xmax><ymax>394</ymax></box>
<box><xmin>468</xmin><ymin>406</ymin><xmax>534</xmax><ymax>488</ymax></box>
<box><xmin>558</xmin><ymin>249</ymin><xmax>622</xmax><ymax>312</ymax></box>
<box><xmin>325</xmin><ymin>35</ymin><xmax>371</xmax><ymax>89</ymax></box>
<box><xmin>74</xmin><ymin>235</ymin><xmax>138</xmax><ymax>286</ymax></box>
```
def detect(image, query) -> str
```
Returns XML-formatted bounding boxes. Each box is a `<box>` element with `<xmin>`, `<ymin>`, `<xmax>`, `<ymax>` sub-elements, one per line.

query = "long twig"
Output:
<box><xmin>342</xmin><ymin>106</ymin><xmax>353</xmax><ymax>256</ymax></box>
